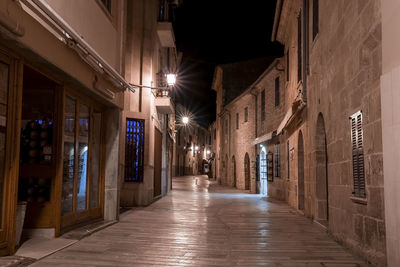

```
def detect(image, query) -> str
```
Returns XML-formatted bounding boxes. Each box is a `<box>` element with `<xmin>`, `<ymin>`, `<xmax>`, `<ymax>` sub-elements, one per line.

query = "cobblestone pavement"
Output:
<box><xmin>31</xmin><ymin>175</ymin><xmax>367</xmax><ymax>267</ymax></box>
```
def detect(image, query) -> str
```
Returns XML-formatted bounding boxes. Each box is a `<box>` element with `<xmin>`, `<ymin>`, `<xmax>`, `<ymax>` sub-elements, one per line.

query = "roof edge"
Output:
<box><xmin>271</xmin><ymin>0</ymin><xmax>283</xmax><ymax>42</ymax></box>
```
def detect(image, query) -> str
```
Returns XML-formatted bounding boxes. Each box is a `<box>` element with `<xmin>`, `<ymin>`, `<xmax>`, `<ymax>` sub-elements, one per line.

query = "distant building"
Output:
<box><xmin>212</xmin><ymin>57</ymin><xmax>275</xmax><ymax>191</ymax></box>
<box><xmin>174</xmin><ymin>104</ymin><xmax>210</xmax><ymax>176</ymax></box>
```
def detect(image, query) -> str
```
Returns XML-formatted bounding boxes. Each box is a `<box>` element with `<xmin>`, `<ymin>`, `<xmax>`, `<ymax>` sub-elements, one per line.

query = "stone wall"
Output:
<box><xmin>227</xmin><ymin>93</ymin><xmax>256</xmax><ymax>191</ymax></box>
<box><xmin>272</xmin><ymin>0</ymin><xmax>385</xmax><ymax>265</ymax></box>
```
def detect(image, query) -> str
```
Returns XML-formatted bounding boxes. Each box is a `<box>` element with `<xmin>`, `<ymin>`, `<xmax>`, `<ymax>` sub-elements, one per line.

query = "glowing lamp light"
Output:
<box><xmin>195</xmin><ymin>146</ymin><xmax>199</xmax><ymax>150</ymax></box>
<box><xmin>182</xmin><ymin>116</ymin><xmax>189</xmax><ymax>125</ymax></box>
<box><xmin>207</xmin><ymin>150</ymin><xmax>211</xmax><ymax>155</ymax></box>
<box><xmin>166</xmin><ymin>73</ymin><xmax>177</xmax><ymax>86</ymax></box>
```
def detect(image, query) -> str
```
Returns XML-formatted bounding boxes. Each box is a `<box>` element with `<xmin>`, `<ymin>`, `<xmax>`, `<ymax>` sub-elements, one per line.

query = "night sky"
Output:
<box><xmin>173</xmin><ymin>0</ymin><xmax>283</xmax><ymax>127</ymax></box>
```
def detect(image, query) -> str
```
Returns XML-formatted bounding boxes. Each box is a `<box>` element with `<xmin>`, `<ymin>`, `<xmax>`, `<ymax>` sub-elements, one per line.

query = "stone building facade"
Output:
<box><xmin>212</xmin><ymin>58</ymin><xmax>275</xmax><ymax>193</ymax></box>
<box><xmin>272</xmin><ymin>1</ymin><xmax>385</xmax><ymax>265</ymax></box>
<box><xmin>211</xmin><ymin>0</ymin><xmax>386</xmax><ymax>265</ymax></box>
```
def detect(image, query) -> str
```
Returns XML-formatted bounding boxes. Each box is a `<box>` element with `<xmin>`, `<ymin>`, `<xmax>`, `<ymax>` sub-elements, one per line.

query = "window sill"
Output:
<box><xmin>350</xmin><ymin>196</ymin><xmax>367</xmax><ymax>205</ymax></box>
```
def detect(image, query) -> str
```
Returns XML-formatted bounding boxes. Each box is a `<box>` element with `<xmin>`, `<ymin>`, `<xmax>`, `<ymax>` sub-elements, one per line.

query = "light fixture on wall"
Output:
<box><xmin>166</xmin><ymin>73</ymin><xmax>177</xmax><ymax>86</ymax></box>
<box><xmin>182</xmin><ymin>116</ymin><xmax>189</xmax><ymax>125</ymax></box>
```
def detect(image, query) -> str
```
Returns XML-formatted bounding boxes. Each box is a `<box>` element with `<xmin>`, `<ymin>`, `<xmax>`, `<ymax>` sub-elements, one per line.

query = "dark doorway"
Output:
<box><xmin>231</xmin><ymin>156</ymin><xmax>236</xmax><ymax>188</ymax></box>
<box><xmin>244</xmin><ymin>153</ymin><xmax>250</xmax><ymax>190</ymax></box>
<box><xmin>316</xmin><ymin>113</ymin><xmax>329</xmax><ymax>224</ymax></box>
<box><xmin>298</xmin><ymin>131</ymin><xmax>305</xmax><ymax>211</ymax></box>
<box><xmin>154</xmin><ymin>128</ymin><xmax>162</xmax><ymax>197</ymax></box>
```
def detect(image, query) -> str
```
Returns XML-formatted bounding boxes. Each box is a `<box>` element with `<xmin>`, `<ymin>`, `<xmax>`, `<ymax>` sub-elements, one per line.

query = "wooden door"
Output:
<box><xmin>153</xmin><ymin>128</ymin><xmax>162</xmax><ymax>197</ymax></box>
<box><xmin>0</xmin><ymin>52</ymin><xmax>22</xmax><ymax>255</ymax></box>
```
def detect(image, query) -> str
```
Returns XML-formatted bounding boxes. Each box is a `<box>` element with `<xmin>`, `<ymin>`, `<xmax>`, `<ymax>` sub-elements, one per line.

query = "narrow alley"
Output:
<box><xmin>31</xmin><ymin>176</ymin><xmax>365</xmax><ymax>267</ymax></box>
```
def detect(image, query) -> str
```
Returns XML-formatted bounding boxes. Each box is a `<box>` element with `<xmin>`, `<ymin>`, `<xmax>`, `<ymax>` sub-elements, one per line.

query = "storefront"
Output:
<box><xmin>0</xmin><ymin>47</ymin><xmax>113</xmax><ymax>255</ymax></box>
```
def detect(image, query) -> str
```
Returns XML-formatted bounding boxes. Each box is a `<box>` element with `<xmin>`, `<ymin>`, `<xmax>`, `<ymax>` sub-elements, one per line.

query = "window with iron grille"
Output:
<box><xmin>275</xmin><ymin>77</ymin><xmax>280</xmax><ymax>106</ymax></box>
<box><xmin>236</xmin><ymin>113</ymin><xmax>239</xmax><ymax>129</ymax></box>
<box><xmin>244</xmin><ymin>107</ymin><xmax>248</xmax><ymax>122</ymax></box>
<box><xmin>125</xmin><ymin>118</ymin><xmax>145</xmax><ymax>182</ymax></box>
<box><xmin>297</xmin><ymin>11</ymin><xmax>302</xmax><ymax>82</ymax></box>
<box><xmin>261</xmin><ymin>90</ymin><xmax>265</xmax><ymax>122</ymax></box>
<box><xmin>350</xmin><ymin>111</ymin><xmax>366</xmax><ymax>198</ymax></box>
<box><xmin>275</xmin><ymin>143</ymin><xmax>280</xmax><ymax>178</ymax></box>
<box><xmin>313</xmin><ymin>0</ymin><xmax>319</xmax><ymax>40</ymax></box>
<box><xmin>100</xmin><ymin>0</ymin><xmax>112</xmax><ymax>13</ymax></box>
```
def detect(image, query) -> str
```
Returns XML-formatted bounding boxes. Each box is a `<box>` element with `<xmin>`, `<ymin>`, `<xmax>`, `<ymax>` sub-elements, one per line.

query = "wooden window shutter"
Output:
<box><xmin>350</xmin><ymin>111</ymin><xmax>365</xmax><ymax>198</ymax></box>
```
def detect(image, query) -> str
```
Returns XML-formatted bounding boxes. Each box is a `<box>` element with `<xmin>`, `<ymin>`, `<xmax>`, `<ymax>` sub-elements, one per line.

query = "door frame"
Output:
<box><xmin>0</xmin><ymin>50</ymin><xmax>23</xmax><ymax>255</ymax></box>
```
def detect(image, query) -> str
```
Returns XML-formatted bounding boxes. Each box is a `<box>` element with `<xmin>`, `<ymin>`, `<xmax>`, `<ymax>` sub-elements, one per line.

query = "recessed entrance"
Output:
<box><xmin>315</xmin><ymin>113</ymin><xmax>329</xmax><ymax>224</ymax></box>
<box><xmin>244</xmin><ymin>153</ymin><xmax>250</xmax><ymax>190</ymax></box>
<box><xmin>231</xmin><ymin>156</ymin><xmax>236</xmax><ymax>187</ymax></box>
<box><xmin>298</xmin><ymin>131</ymin><xmax>305</xmax><ymax>211</ymax></box>
<box><xmin>18</xmin><ymin>66</ymin><xmax>59</xmax><ymax>233</ymax></box>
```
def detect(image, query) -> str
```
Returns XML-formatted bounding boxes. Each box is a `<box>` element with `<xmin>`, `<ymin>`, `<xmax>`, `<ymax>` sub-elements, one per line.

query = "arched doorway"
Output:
<box><xmin>298</xmin><ymin>131</ymin><xmax>305</xmax><ymax>210</ymax></box>
<box><xmin>316</xmin><ymin>113</ymin><xmax>329</xmax><ymax>224</ymax></box>
<box><xmin>260</xmin><ymin>147</ymin><xmax>267</xmax><ymax>195</ymax></box>
<box><xmin>231</xmin><ymin>156</ymin><xmax>236</xmax><ymax>187</ymax></box>
<box><xmin>244</xmin><ymin>153</ymin><xmax>250</xmax><ymax>190</ymax></box>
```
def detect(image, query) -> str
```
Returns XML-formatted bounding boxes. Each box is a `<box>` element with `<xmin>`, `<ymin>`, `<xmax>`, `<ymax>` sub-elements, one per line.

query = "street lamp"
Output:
<box><xmin>166</xmin><ymin>73</ymin><xmax>177</xmax><ymax>87</ymax></box>
<box><xmin>182</xmin><ymin>116</ymin><xmax>189</xmax><ymax>125</ymax></box>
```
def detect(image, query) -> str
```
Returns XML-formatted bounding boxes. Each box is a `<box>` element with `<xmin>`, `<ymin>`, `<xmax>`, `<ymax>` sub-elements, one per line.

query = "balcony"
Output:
<box><xmin>154</xmin><ymin>90</ymin><xmax>174</xmax><ymax>114</ymax></box>
<box><xmin>157</xmin><ymin>21</ymin><xmax>175</xmax><ymax>48</ymax></box>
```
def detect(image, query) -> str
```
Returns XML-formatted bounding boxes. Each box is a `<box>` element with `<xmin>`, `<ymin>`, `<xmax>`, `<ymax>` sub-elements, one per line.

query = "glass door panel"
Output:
<box><xmin>89</xmin><ymin>112</ymin><xmax>101</xmax><ymax>209</ymax></box>
<box><xmin>77</xmin><ymin>104</ymin><xmax>89</xmax><ymax>211</ymax></box>
<box><xmin>0</xmin><ymin>61</ymin><xmax>9</xmax><ymax>228</ymax></box>
<box><xmin>62</xmin><ymin>96</ymin><xmax>75</xmax><ymax>215</ymax></box>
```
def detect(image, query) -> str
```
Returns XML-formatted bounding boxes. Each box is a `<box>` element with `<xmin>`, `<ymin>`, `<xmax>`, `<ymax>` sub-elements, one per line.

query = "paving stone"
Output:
<box><xmin>32</xmin><ymin>175</ymin><xmax>367</xmax><ymax>267</ymax></box>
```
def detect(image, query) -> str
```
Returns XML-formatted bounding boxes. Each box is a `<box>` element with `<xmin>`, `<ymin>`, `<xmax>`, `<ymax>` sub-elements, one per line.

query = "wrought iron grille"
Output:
<box><xmin>125</xmin><ymin>118</ymin><xmax>145</xmax><ymax>182</ymax></box>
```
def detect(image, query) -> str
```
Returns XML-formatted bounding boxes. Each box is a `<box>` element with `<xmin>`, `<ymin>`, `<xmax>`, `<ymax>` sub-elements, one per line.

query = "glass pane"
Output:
<box><xmin>62</xmin><ymin>96</ymin><xmax>75</xmax><ymax>215</ymax></box>
<box><xmin>0</xmin><ymin>62</ymin><xmax>9</xmax><ymax>225</ymax></box>
<box><xmin>77</xmin><ymin>103</ymin><xmax>89</xmax><ymax>211</ymax></box>
<box><xmin>89</xmin><ymin>112</ymin><xmax>101</xmax><ymax>209</ymax></box>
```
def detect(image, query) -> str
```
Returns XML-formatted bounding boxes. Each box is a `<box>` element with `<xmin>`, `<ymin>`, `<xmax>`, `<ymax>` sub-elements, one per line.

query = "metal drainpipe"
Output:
<box><xmin>302</xmin><ymin>0</ymin><xmax>308</xmax><ymax>103</ymax></box>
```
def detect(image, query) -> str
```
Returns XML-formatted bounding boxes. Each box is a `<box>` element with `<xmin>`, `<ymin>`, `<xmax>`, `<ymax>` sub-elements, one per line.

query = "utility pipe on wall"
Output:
<box><xmin>22</xmin><ymin>0</ymin><xmax>135</xmax><ymax>93</ymax></box>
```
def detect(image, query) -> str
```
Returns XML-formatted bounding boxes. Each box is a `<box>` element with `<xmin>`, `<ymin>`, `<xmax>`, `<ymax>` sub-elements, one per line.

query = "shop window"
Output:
<box><xmin>267</xmin><ymin>152</ymin><xmax>273</xmax><ymax>182</ymax></box>
<box><xmin>125</xmin><ymin>118</ymin><xmax>145</xmax><ymax>182</ymax></box>
<box><xmin>350</xmin><ymin>111</ymin><xmax>365</xmax><ymax>198</ymax></box>
<box><xmin>62</xmin><ymin>96</ymin><xmax>76</xmax><ymax>214</ymax></box>
<box><xmin>62</xmin><ymin>96</ymin><xmax>103</xmax><ymax>215</ymax></box>
<box><xmin>275</xmin><ymin>143</ymin><xmax>280</xmax><ymax>178</ymax></box>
